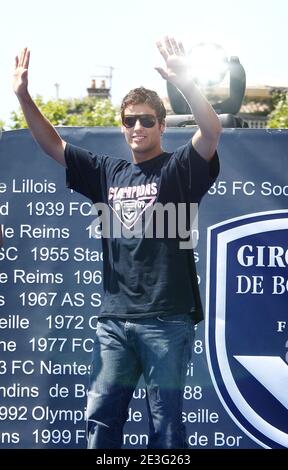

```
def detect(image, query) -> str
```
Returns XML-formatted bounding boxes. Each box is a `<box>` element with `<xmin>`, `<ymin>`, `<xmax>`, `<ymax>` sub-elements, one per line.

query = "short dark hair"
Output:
<box><xmin>121</xmin><ymin>87</ymin><xmax>166</xmax><ymax>123</ymax></box>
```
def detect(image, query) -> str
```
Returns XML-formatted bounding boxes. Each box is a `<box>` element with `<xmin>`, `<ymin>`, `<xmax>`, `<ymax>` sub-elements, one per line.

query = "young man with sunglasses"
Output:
<box><xmin>14</xmin><ymin>37</ymin><xmax>221</xmax><ymax>449</ymax></box>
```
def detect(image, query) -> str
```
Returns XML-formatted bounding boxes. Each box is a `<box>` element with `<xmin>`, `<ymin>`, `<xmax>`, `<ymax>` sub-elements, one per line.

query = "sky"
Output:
<box><xmin>0</xmin><ymin>0</ymin><xmax>287</xmax><ymax>125</ymax></box>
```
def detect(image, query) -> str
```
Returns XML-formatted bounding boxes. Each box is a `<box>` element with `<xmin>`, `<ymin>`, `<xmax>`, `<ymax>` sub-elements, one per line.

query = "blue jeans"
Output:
<box><xmin>87</xmin><ymin>314</ymin><xmax>194</xmax><ymax>449</ymax></box>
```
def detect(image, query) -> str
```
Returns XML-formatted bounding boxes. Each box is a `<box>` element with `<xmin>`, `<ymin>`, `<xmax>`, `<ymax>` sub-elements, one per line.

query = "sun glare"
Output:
<box><xmin>188</xmin><ymin>43</ymin><xmax>228</xmax><ymax>87</ymax></box>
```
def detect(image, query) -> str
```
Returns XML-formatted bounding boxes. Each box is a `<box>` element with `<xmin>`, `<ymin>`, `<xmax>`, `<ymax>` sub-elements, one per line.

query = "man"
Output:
<box><xmin>14</xmin><ymin>37</ymin><xmax>221</xmax><ymax>449</ymax></box>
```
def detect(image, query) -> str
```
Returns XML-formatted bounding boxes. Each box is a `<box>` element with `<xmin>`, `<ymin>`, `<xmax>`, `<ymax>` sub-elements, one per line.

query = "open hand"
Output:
<box><xmin>155</xmin><ymin>36</ymin><xmax>189</xmax><ymax>88</ymax></box>
<box><xmin>13</xmin><ymin>48</ymin><xmax>30</xmax><ymax>96</ymax></box>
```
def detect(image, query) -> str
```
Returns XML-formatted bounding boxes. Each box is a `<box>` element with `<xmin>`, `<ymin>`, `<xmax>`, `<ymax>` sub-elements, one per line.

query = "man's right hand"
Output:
<box><xmin>13</xmin><ymin>48</ymin><xmax>30</xmax><ymax>97</ymax></box>
<box><xmin>12</xmin><ymin>48</ymin><xmax>67</xmax><ymax>167</ymax></box>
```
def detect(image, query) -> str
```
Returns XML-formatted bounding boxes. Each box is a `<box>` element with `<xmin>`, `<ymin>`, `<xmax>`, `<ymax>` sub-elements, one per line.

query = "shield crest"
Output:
<box><xmin>110</xmin><ymin>197</ymin><xmax>156</xmax><ymax>230</ymax></box>
<box><xmin>206</xmin><ymin>210</ymin><xmax>288</xmax><ymax>449</ymax></box>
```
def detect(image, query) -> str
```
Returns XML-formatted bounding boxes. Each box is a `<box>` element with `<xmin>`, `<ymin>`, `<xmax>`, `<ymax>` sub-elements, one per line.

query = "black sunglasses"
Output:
<box><xmin>122</xmin><ymin>114</ymin><xmax>157</xmax><ymax>128</ymax></box>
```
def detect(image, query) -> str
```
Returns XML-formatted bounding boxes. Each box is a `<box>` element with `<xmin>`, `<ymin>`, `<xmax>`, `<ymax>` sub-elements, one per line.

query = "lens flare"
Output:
<box><xmin>188</xmin><ymin>43</ymin><xmax>228</xmax><ymax>86</ymax></box>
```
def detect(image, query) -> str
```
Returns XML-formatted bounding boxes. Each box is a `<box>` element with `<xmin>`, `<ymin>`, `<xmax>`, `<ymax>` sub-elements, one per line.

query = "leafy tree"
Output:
<box><xmin>0</xmin><ymin>119</ymin><xmax>5</xmax><ymax>130</ymax></box>
<box><xmin>267</xmin><ymin>92</ymin><xmax>288</xmax><ymax>128</ymax></box>
<box><xmin>10</xmin><ymin>96</ymin><xmax>120</xmax><ymax>129</ymax></box>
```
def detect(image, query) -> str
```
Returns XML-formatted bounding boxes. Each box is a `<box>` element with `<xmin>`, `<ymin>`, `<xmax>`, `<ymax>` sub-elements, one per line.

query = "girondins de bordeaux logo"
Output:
<box><xmin>110</xmin><ymin>197</ymin><xmax>156</xmax><ymax>230</ymax></box>
<box><xmin>206</xmin><ymin>210</ymin><xmax>288</xmax><ymax>449</ymax></box>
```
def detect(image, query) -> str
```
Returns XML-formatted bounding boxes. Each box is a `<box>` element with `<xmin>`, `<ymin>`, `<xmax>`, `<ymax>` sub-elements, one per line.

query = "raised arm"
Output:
<box><xmin>13</xmin><ymin>48</ymin><xmax>67</xmax><ymax>167</ymax></box>
<box><xmin>156</xmin><ymin>37</ymin><xmax>222</xmax><ymax>161</ymax></box>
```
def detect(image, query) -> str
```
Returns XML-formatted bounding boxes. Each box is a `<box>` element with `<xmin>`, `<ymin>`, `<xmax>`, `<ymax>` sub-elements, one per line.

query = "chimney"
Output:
<box><xmin>87</xmin><ymin>66</ymin><xmax>113</xmax><ymax>99</ymax></box>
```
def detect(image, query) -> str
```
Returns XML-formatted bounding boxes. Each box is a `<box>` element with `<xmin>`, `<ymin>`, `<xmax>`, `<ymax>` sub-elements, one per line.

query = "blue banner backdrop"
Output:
<box><xmin>0</xmin><ymin>127</ymin><xmax>287</xmax><ymax>449</ymax></box>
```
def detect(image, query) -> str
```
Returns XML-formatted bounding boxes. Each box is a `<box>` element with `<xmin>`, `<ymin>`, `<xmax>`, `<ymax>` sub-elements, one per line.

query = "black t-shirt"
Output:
<box><xmin>65</xmin><ymin>139</ymin><xmax>219</xmax><ymax>323</ymax></box>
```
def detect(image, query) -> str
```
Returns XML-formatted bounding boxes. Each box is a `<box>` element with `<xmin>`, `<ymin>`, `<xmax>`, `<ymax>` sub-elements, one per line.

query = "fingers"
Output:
<box><xmin>170</xmin><ymin>37</ymin><xmax>180</xmax><ymax>55</ymax></box>
<box><xmin>156</xmin><ymin>36</ymin><xmax>185</xmax><ymax>59</ymax></box>
<box><xmin>19</xmin><ymin>48</ymin><xmax>25</xmax><ymax>66</ymax></box>
<box><xmin>164</xmin><ymin>36</ymin><xmax>174</xmax><ymax>55</ymax></box>
<box><xmin>24</xmin><ymin>49</ymin><xmax>30</xmax><ymax>68</ymax></box>
<box><xmin>154</xmin><ymin>67</ymin><xmax>168</xmax><ymax>80</ymax></box>
<box><xmin>178</xmin><ymin>41</ymin><xmax>185</xmax><ymax>56</ymax></box>
<box><xmin>16</xmin><ymin>48</ymin><xmax>30</xmax><ymax>68</ymax></box>
<box><xmin>156</xmin><ymin>41</ymin><xmax>168</xmax><ymax>61</ymax></box>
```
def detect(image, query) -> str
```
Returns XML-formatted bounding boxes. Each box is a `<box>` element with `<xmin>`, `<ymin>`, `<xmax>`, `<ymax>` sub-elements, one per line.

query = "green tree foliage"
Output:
<box><xmin>10</xmin><ymin>96</ymin><xmax>120</xmax><ymax>129</ymax></box>
<box><xmin>0</xmin><ymin>119</ymin><xmax>5</xmax><ymax>130</ymax></box>
<box><xmin>267</xmin><ymin>92</ymin><xmax>288</xmax><ymax>128</ymax></box>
